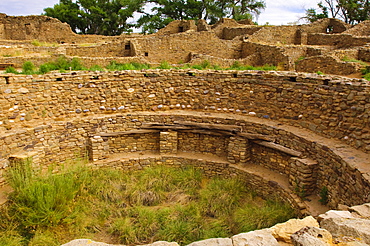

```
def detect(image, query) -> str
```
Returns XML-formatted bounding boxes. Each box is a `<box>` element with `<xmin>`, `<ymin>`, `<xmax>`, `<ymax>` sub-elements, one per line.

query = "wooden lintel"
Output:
<box><xmin>237</xmin><ymin>132</ymin><xmax>274</xmax><ymax>141</ymax></box>
<box><xmin>253</xmin><ymin>140</ymin><xmax>302</xmax><ymax>157</ymax></box>
<box><xmin>141</xmin><ymin>125</ymin><xmax>194</xmax><ymax>130</ymax></box>
<box><xmin>174</xmin><ymin>121</ymin><xmax>242</xmax><ymax>132</ymax></box>
<box><xmin>178</xmin><ymin>129</ymin><xmax>232</xmax><ymax>136</ymax></box>
<box><xmin>96</xmin><ymin>129</ymin><xmax>159</xmax><ymax>137</ymax></box>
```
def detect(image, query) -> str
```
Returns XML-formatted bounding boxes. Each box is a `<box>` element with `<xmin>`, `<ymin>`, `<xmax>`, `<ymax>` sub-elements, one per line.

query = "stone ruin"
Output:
<box><xmin>0</xmin><ymin>14</ymin><xmax>370</xmax><ymax>75</ymax></box>
<box><xmin>0</xmin><ymin>14</ymin><xmax>369</xmax><ymax>246</ymax></box>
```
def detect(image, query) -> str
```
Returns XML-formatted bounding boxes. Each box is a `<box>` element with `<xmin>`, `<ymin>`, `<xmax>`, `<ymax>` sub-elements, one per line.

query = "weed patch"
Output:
<box><xmin>1</xmin><ymin>162</ymin><xmax>296</xmax><ymax>245</ymax></box>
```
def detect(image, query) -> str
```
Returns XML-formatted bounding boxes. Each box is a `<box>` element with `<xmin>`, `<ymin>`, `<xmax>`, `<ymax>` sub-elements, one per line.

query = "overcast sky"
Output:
<box><xmin>0</xmin><ymin>0</ymin><xmax>319</xmax><ymax>26</ymax></box>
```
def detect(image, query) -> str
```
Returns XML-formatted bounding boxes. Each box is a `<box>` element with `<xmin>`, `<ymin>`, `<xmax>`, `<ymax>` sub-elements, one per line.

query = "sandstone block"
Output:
<box><xmin>231</xmin><ymin>228</ymin><xmax>279</xmax><ymax>246</ymax></box>
<box><xmin>290</xmin><ymin>226</ymin><xmax>332</xmax><ymax>246</ymax></box>
<box><xmin>186</xmin><ymin>238</ymin><xmax>232</xmax><ymax>246</ymax></box>
<box><xmin>270</xmin><ymin>216</ymin><xmax>319</xmax><ymax>243</ymax></box>
<box><xmin>61</xmin><ymin>239</ymin><xmax>121</xmax><ymax>246</ymax></box>
<box><xmin>143</xmin><ymin>241</ymin><xmax>180</xmax><ymax>246</ymax></box>
<box><xmin>348</xmin><ymin>203</ymin><xmax>370</xmax><ymax>218</ymax></box>
<box><xmin>317</xmin><ymin>210</ymin><xmax>353</xmax><ymax>222</ymax></box>
<box><xmin>320</xmin><ymin>217</ymin><xmax>370</xmax><ymax>244</ymax></box>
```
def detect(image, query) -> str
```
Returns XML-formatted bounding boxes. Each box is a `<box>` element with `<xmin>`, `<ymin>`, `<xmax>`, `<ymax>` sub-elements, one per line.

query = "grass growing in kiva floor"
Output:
<box><xmin>0</xmin><ymin>160</ymin><xmax>296</xmax><ymax>246</ymax></box>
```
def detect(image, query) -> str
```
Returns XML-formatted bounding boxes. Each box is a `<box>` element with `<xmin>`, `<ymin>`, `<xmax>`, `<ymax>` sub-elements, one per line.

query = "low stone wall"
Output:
<box><xmin>0</xmin><ymin>111</ymin><xmax>369</xmax><ymax>209</ymax></box>
<box><xmin>296</xmin><ymin>55</ymin><xmax>360</xmax><ymax>75</ymax></box>
<box><xmin>307</xmin><ymin>33</ymin><xmax>370</xmax><ymax>48</ymax></box>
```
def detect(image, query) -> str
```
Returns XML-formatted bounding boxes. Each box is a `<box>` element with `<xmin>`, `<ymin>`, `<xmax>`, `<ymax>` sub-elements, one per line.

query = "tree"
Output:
<box><xmin>44</xmin><ymin>0</ymin><xmax>145</xmax><ymax>35</ymax></box>
<box><xmin>44</xmin><ymin>0</ymin><xmax>86</xmax><ymax>33</ymax></box>
<box><xmin>302</xmin><ymin>0</ymin><xmax>369</xmax><ymax>24</ymax></box>
<box><xmin>137</xmin><ymin>0</ymin><xmax>265</xmax><ymax>33</ymax></box>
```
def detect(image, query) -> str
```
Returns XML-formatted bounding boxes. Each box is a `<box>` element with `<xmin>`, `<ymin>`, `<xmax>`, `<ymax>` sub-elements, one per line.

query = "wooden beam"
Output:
<box><xmin>237</xmin><ymin>132</ymin><xmax>274</xmax><ymax>141</ymax></box>
<box><xmin>253</xmin><ymin>140</ymin><xmax>302</xmax><ymax>157</ymax></box>
<box><xmin>95</xmin><ymin>129</ymin><xmax>159</xmax><ymax>137</ymax></box>
<box><xmin>178</xmin><ymin>129</ymin><xmax>232</xmax><ymax>136</ymax></box>
<box><xmin>174</xmin><ymin>121</ymin><xmax>242</xmax><ymax>132</ymax></box>
<box><xmin>141</xmin><ymin>125</ymin><xmax>194</xmax><ymax>130</ymax></box>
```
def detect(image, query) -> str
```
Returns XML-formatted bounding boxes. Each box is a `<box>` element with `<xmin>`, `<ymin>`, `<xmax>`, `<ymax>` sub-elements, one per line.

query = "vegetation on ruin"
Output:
<box><xmin>0</xmin><ymin>160</ymin><xmax>295</xmax><ymax>246</ymax></box>
<box><xmin>3</xmin><ymin>58</ymin><xmax>277</xmax><ymax>75</ymax></box>
<box><xmin>44</xmin><ymin>0</ymin><xmax>266</xmax><ymax>35</ymax></box>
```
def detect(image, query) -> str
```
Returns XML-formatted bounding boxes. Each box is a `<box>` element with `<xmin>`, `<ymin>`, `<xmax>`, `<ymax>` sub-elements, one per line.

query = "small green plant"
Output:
<box><xmin>106</xmin><ymin>61</ymin><xmax>150</xmax><ymax>71</ymax></box>
<box><xmin>31</xmin><ymin>39</ymin><xmax>41</xmax><ymax>46</ymax></box>
<box><xmin>200</xmin><ymin>60</ymin><xmax>211</xmax><ymax>69</ymax></box>
<box><xmin>231</xmin><ymin>61</ymin><xmax>242</xmax><ymax>69</ymax></box>
<box><xmin>342</xmin><ymin>56</ymin><xmax>368</xmax><ymax>66</ymax></box>
<box><xmin>89</xmin><ymin>65</ymin><xmax>105</xmax><ymax>71</ymax></box>
<box><xmin>316</xmin><ymin>71</ymin><xmax>324</xmax><ymax>75</ymax></box>
<box><xmin>319</xmin><ymin>186</ymin><xmax>329</xmax><ymax>205</ymax></box>
<box><xmin>158</xmin><ymin>60</ymin><xmax>171</xmax><ymax>69</ymax></box>
<box><xmin>5</xmin><ymin>66</ymin><xmax>18</xmax><ymax>74</ymax></box>
<box><xmin>22</xmin><ymin>61</ymin><xmax>36</xmax><ymax>74</ymax></box>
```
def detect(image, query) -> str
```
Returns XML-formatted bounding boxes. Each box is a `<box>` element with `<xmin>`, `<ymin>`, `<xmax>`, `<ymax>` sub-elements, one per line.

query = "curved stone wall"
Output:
<box><xmin>0</xmin><ymin>70</ymin><xmax>369</xmax><ymax>213</ymax></box>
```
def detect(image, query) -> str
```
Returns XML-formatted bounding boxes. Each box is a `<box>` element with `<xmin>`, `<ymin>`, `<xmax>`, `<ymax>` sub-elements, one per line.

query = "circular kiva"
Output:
<box><xmin>0</xmin><ymin>70</ymin><xmax>369</xmax><ymax>216</ymax></box>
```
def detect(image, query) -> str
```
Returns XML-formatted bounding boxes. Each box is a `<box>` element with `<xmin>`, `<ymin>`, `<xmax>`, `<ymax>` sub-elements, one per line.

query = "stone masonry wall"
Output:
<box><xmin>0</xmin><ymin>71</ymin><xmax>369</xmax><ymax>208</ymax></box>
<box><xmin>177</xmin><ymin>132</ymin><xmax>229</xmax><ymax>158</ymax></box>
<box><xmin>296</xmin><ymin>55</ymin><xmax>359</xmax><ymax>75</ymax></box>
<box><xmin>251</xmin><ymin>144</ymin><xmax>291</xmax><ymax>176</ymax></box>
<box><xmin>0</xmin><ymin>70</ymin><xmax>369</xmax><ymax>153</ymax></box>
<box><xmin>108</xmin><ymin>132</ymin><xmax>160</xmax><ymax>154</ymax></box>
<box><xmin>0</xmin><ymin>111</ymin><xmax>369</xmax><ymax>208</ymax></box>
<box><xmin>307</xmin><ymin>33</ymin><xmax>370</xmax><ymax>48</ymax></box>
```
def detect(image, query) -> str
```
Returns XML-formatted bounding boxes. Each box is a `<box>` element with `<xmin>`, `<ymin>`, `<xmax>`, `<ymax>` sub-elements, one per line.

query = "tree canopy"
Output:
<box><xmin>302</xmin><ymin>0</ymin><xmax>369</xmax><ymax>24</ymax></box>
<box><xmin>44</xmin><ymin>0</ymin><xmax>145</xmax><ymax>35</ymax></box>
<box><xmin>44</xmin><ymin>0</ymin><xmax>265</xmax><ymax>35</ymax></box>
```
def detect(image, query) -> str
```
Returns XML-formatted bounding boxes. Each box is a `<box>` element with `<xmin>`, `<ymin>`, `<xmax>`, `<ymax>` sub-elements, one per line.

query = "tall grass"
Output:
<box><xmin>1</xmin><ymin>162</ymin><xmax>296</xmax><ymax>245</ymax></box>
<box><xmin>6</xmin><ymin>159</ymin><xmax>90</xmax><ymax>230</ymax></box>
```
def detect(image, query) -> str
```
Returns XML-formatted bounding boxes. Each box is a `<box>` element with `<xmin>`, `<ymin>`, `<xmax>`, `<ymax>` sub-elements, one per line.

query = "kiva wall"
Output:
<box><xmin>0</xmin><ymin>70</ymin><xmax>369</xmax><ymax>211</ymax></box>
<box><xmin>0</xmin><ymin>70</ymin><xmax>368</xmax><ymax>153</ymax></box>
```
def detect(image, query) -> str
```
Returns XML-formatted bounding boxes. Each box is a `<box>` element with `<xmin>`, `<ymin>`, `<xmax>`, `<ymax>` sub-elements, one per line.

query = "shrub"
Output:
<box><xmin>5</xmin><ymin>66</ymin><xmax>18</xmax><ymax>74</ymax></box>
<box><xmin>89</xmin><ymin>65</ymin><xmax>105</xmax><ymax>71</ymax></box>
<box><xmin>31</xmin><ymin>40</ymin><xmax>41</xmax><ymax>46</ymax></box>
<box><xmin>22</xmin><ymin>61</ymin><xmax>36</xmax><ymax>74</ymax></box>
<box><xmin>38</xmin><ymin>63</ymin><xmax>57</xmax><ymax>74</ymax></box>
<box><xmin>6</xmin><ymin>159</ymin><xmax>89</xmax><ymax>229</ymax></box>
<box><xmin>319</xmin><ymin>186</ymin><xmax>329</xmax><ymax>205</ymax></box>
<box><xmin>158</xmin><ymin>61</ymin><xmax>171</xmax><ymax>69</ymax></box>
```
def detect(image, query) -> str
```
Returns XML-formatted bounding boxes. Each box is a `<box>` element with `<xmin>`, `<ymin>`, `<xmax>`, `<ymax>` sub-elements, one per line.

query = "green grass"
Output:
<box><xmin>4</xmin><ymin>59</ymin><xmax>277</xmax><ymax>75</ymax></box>
<box><xmin>342</xmin><ymin>56</ymin><xmax>368</xmax><ymax>66</ymax></box>
<box><xmin>106</xmin><ymin>61</ymin><xmax>151</xmax><ymax>71</ymax></box>
<box><xmin>1</xmin><ymin>161</ymin><xmax>296</xmax><ymax>245</ymax></box>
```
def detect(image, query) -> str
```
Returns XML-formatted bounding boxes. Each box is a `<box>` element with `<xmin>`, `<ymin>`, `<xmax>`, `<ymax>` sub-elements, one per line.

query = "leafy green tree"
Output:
<box><xmin>137</xmin><ymin>0</ymin><xmax>265</xmax><ymax>33</ymax></box>
<box><xmin>44</xmin><ymin>0</ymin><xmax>145</xmax><ymax>35</ymax></box>
<box><xmin>44</xmin><ymin>0</ymin><xmax>86</xmax><ymax>33</ymax></box>
<box><xmin>302</xmin><ymin>0</ymin><xmax>369</xmax><ymax>24</ymax></box>
<box><xmin>301</xmin><ymin>2</ymin><xmax>329</xmax><ymax>23</ymax></box>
